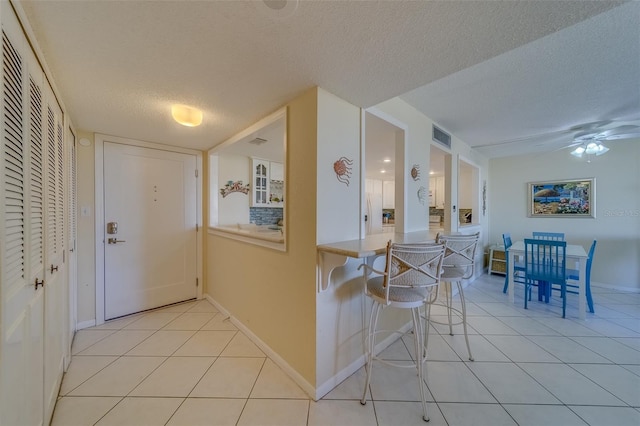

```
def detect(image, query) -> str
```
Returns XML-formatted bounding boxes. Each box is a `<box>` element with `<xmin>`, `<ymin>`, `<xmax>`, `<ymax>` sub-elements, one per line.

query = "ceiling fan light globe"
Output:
<box><xmin>571</xmin><ymin>145</ymin><xmax>584</xmax><ymax>158</ymax></box>
<box><xmin>585</xmin><ymin>142</ymin><xmax>600</xmax><ymax>154</ymax></box>
<box><xmin>595</xmin><ymin>144</ymin><xmax>609</xmax><ymax>155</ymax></box>
<box><xmin>570</xmin><ymin>146</ymin><xmax>585</xmax><ymax>157</ymax></box>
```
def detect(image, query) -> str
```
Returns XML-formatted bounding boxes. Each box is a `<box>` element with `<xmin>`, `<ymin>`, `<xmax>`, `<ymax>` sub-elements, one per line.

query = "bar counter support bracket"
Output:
<box><xmin>318</xmin><ymin>252</ymin><xmax>348</xmax><ymax>292</ymax></box>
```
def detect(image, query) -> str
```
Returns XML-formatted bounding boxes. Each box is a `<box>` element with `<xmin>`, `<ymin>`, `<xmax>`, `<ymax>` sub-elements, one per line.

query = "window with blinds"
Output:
<box><xmin>2</xmin><ymin>29</ymin><xmax>26</xmax><ymax>287</ymax></box>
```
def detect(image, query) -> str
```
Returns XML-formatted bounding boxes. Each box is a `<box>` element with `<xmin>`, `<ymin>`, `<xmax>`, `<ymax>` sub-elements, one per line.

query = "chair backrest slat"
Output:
<box><xmin>532</xmin><ymin>231</ymin><xmax>565</xmax><ymax>241</ymax></box>
<box><xmin>524</xmin><ymin>238</ymin><xmax>566</xmax><ymax>283</ymax></box>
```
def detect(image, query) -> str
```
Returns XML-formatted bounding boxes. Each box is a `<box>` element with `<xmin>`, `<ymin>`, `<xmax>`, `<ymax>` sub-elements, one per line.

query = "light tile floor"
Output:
<box><xmin>53</xmin><ymin>274</ymin><xmax>640</xmax><ymax>425</ymax></box>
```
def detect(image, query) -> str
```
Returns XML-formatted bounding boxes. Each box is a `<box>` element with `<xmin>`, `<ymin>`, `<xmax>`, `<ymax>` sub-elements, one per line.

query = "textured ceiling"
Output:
<box><xmin>401</xmin><ymin>0</ymin><xmax>640</xmax><ymax>158</ymax></box>
<box><xmin>18</xmin><ymin>0</ymin><xmax>634</xmax><ymax>155</ymax></box>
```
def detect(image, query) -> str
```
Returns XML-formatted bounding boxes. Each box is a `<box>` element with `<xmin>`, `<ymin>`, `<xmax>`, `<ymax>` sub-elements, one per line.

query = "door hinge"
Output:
<box><xmin>195</xmin><ymin>169</ymin><xmax>199</xmax><ymax>178</ymax></box>
<box><xmin>196</xmin><ymin>278</ymin><xmax>199</xmax><ymax>287</ymax></box>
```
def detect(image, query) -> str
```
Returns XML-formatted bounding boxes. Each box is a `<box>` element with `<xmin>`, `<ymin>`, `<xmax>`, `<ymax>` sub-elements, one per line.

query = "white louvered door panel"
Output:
<box><xmin>43</xmin><ymin>80</ymin><xmax>66</xmax><ymax>424</ymax></box>
<box><xmin>66</xmin><ymin>127</ymin><xmax>77</xmax><ymax>348</ymax></box>
<box><xmin>0</xmin><ymin>6</ymin><xmax>45</xmax><ymax>426</ymax></box>
<box><xmin>29</xmin><ymin>59</ymin><xmax>45</xmax><ymax>287</ymax></box>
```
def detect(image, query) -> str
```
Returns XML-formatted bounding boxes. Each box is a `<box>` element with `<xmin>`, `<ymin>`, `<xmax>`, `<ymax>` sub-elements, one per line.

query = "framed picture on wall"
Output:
<box><xmin>528</xmin><ymin>178</ymin><xmax>595</xmax><ymax>218</ymax></box>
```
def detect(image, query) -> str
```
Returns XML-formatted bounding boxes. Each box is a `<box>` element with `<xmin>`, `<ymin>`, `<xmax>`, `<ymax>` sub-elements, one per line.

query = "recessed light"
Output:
<box><xmin>380</xmin><ymin>169</ymin><xmax>386</xmax><ymax>173</ymax></box>
<box><xmin>383</xmin><ymin>158</ymin><xmax>391</xmax><ymax>163</ymax></box>
<box><xmin>429</xmin><ymin>171</ymin><xmax>435</xmax><ymax>175</ymax></box>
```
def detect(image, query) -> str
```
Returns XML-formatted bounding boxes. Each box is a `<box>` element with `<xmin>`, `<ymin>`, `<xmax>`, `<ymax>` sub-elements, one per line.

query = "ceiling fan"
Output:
<box><xmin>565</xmin><ymin>122</ymin><xmax>640</xmax><ymax>160</ymax></box>
<box><xmin>473</xmin><ymin>119</ymin><xmax>640</xmax><ymax>159</ymax></box>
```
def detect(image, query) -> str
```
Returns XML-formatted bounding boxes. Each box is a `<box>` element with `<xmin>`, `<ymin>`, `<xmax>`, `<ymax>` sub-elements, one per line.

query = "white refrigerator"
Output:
<box><xmin>365</xmin><ymin>179</ymin><xmax>383</xmax><ymax>235</ymax></box>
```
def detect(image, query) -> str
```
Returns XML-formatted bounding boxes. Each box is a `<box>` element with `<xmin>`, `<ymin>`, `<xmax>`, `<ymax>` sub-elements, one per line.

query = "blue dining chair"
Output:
<box><xmin>524</xmin><ymin>239</ymin><xmax>568</xmax><ymax>317</ymax></box>
<box><xmin>548</xmin><ymin>240</ymin><xmax>597</xmax><ymax>314</ymax></box>
<box><xmin>502</xmin><ymin>233</ymin><xmax>526</xmax><ymax>294</ymax></box>
<box><xmin>532</xmin><ymin>232</ymin><xmax>565</xmax><ymax>241</ymax></box>
<box><xmin>531</xmin><ymin>233</ymin><xmax>564</xmax><ymax>301</ymax></box>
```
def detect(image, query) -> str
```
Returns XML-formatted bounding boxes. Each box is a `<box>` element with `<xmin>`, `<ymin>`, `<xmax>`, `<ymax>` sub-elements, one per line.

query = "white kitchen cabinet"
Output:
<box><xmin>365</xmin><ymin>179</ymin><xmax>383</xmax><ymax>235</ymax></box>
<box><xmin>270</xmin><ymin>161</ymin><xmax>284</xmax><ymax>181</ymax></box>
<box><xmin>251</xmin><ymin>158</ymin><xmax>270</xmax><ymax>206</ymax></box>
<box><xmin>429</xmin><ymin>179</ymin><xmax>436</xmax><ymax>207</ymax></box>
<box><xmin>382</xmin><ymin>180</ymin><xmax>395</xmax><ymax>209</ymax></box>
<box><xmin>251</xmin><ymin>158</ymin><xmax>284</xmax><ymax>207</ymax></box>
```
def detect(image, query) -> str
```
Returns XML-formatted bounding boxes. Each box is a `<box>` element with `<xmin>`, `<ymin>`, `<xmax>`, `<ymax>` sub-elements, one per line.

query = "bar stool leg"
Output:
<box><xmin>446</xmin><ymin>282</ymin><xmax>453</xmax><ymax>336</ymax></box>
<box><xmin>422</xmin><ymin>302</ymin><xmax>433</xmax><ymax>358</ymax></box>
<box><xmin>456</xmin><ymin>281</ymin><xmax>474</xmax><ymax>361</ymax></box>
<box><xmin>361</xmin><ymin>302</ymin><xmax>381</xmax><ymax>405</ymax></box>
<box><xmin>411</xmin><ymin>307</ymin><xmax>429</xmax><ymax>422</ymax></box>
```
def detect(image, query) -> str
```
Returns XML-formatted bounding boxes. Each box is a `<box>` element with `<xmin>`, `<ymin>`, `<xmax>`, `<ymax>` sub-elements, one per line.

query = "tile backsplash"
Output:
<box><xmin>250</xmin><ymin>207</ymin><xmax>283</xmax><ymax>225</ymax></box>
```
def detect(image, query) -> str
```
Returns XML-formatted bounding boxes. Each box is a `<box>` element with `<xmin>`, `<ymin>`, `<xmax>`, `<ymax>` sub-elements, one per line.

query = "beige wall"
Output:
<box><xmin>206</xmin><ymin>88</ymin><xmax>319</xmax><ymax>385</ymax></box>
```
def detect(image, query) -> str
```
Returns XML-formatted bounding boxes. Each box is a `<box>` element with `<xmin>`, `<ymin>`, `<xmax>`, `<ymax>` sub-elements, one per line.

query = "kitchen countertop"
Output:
<box><xmin>211</xmin><ymin>224</ymin><xmax>284</xmax><ymax>243</ymax></box>
<box><xmin>316</xmin><ymin>230</ymin><xmax>438</xmax><ymax>292</ymax></box>
<box><xmin>317</xmin><ymin>230</ymin><xmax>438</xmax><ymax>258</ymax></box>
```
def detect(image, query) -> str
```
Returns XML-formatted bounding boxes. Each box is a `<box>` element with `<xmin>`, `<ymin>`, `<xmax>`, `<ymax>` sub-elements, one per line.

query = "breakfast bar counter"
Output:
<box><xmin>317</xmin><ymin>230</ymin><xmax>438</xmax><ymax>291</ymax></box>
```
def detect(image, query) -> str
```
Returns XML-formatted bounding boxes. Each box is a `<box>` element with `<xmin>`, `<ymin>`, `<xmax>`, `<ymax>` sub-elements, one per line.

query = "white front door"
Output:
<box><xmin>103</xmin><ymin>142</ymin><xmax>197</xmax><ymax>320</ymax></box>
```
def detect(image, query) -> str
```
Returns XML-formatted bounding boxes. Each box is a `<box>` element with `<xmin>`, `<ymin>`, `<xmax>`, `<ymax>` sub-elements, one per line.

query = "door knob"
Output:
<box><xmin>108</xmin><ymin>238</ymin><xmax>126</xmax><ymax>244</ymax></box>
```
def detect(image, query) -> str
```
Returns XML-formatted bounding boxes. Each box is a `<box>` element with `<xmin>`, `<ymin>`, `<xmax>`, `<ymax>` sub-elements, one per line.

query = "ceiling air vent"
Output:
<box><xmin>432</xmin><ymin>125</ymin><xmax>451</xmax><ymax>148</ymax></box>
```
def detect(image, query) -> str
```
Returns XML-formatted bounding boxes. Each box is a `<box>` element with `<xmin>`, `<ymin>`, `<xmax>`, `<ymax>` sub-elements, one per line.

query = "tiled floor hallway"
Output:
<box><xmin>52</xmin><ymin>274</ymin><xmax>640</xmax><ymax>425</ymax></box>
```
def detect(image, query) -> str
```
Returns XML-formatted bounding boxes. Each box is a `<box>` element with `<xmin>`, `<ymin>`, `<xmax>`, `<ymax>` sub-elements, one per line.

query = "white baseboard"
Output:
<box><xmin>76</xmin><ymin>319</ymin><xmax>96</xmax><ymax>330</ymax></box>
<box><xmin>591</xmin><ymin>281</ymin><xmax>640</xmax><ymax>293</ymax></box>
<box><xmin>204</xmin><ymin>294</ymin><xmax>317</xmax><ymax>399</ymax></box>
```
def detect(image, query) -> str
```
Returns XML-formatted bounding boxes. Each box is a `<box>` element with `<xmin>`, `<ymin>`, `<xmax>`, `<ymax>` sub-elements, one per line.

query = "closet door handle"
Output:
<box><xmin>50</xmin><ymin>264</ymin><xmax>58</xmax><ymax>274</ymax></box>
<box><xmin>35</xmin><ymin>278</ymin><xmax>44</xmax><ymax>290</ymax></box>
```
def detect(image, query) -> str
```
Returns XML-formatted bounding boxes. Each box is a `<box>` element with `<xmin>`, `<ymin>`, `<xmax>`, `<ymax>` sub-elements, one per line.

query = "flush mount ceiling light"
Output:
<box><xmin>171</xmin><ymin>104</ymin><xmax>203</xmax><ymax>127</ymax></box>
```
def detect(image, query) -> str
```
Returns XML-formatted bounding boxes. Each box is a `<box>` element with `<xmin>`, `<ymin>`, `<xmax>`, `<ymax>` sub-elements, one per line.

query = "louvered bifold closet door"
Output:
<box><xmin>68</xmin><ymin>131</ymin><xmax>76</xmax><ymax>253</ymax></box>
<box><xmin>66</xmin><ymin>128</ymin><xmax>77</xmax><ymax>339</ymax></box>
<box><xmin>1</xmin><ymin>6</ymin><xmax>46</xmax><ymax>425</ymax></box>
<box><xmin>43</xmin><ymin>78</ymin><xmax>66</xmax><ymax>423</ymax></box>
